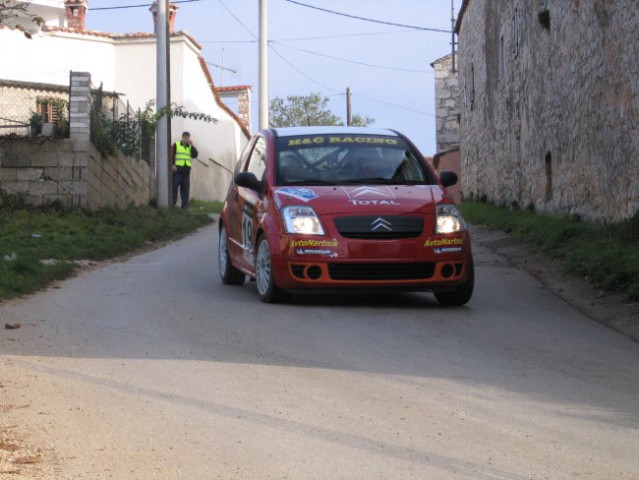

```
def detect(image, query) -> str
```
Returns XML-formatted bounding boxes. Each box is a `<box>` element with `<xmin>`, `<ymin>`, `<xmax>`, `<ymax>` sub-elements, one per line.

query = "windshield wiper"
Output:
<box><xmin>340</xmin><ymin>178</ymin><xmax>391</xmax><ymax>184</ymax></box>
<box><xmin>282</xmin><ymin>179</ymin><xmax>334</xmax><ymax>186</ymax></box>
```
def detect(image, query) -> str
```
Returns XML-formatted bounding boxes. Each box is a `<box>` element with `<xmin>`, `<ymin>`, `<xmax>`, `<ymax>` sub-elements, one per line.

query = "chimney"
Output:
<box><xmin>64</xmin><ymin>0</ymin><xmax>88</xmax><ymax>32</ymax></box>
<box><xmin>150</xmin><ymin>2</ymin><xmax>180</xmax><ymax>34</ymax></box>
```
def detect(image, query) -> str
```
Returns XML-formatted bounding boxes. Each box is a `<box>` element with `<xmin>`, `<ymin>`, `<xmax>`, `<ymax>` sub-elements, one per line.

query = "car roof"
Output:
<box><xmin>270</xmin><ymin>126</ymin><xmax>400</xmax><ymax>138</ymax></box>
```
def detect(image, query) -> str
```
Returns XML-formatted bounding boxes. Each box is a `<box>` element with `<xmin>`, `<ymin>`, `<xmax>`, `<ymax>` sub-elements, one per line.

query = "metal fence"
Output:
<box><xmin>0</xmin><ymin>79</ymin><xmax>69</xmax><ymax>137</ymax></box>
<box><xmin>90</xmin><ymin>84</ymin><xmax>153</xmax><ymax>163</ymax></box>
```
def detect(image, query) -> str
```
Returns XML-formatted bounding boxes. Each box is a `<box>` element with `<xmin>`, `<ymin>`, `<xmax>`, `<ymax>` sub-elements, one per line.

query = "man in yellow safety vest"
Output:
<box><xmin>170</xmin><ymin>131</ymin><xmax>199</xmax><ymax>209</ymax></box>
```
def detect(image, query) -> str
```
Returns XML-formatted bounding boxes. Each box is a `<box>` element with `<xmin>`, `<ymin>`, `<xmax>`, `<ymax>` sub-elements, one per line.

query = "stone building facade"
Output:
<box><xmin>431</xmin><ymin>53</ymin><xmax>460</xmax><ymax>153</ymax></box>
<box><xmin>455</xmin><ymin>0</ymin><xmax>638</xmax><ymax>222</ymax></box>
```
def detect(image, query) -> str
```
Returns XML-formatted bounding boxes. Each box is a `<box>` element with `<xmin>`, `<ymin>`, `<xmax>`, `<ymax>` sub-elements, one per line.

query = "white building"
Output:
<box><xmin>0</xmin><ymin>0</ymin><xmax>251</xmax><ymax>201</ymax></box>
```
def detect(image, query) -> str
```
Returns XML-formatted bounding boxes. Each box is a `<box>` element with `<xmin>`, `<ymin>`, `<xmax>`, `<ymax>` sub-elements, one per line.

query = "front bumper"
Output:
<box><xmin>273</xmin><ymin>233</ymin><xmax>472</xmax><ymax>290</ymax></box>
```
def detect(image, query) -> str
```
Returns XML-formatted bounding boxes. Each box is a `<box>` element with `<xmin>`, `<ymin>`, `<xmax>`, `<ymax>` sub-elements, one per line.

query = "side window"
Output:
<box><xmin>246</xmin><ymin>137</ymin><xmax>267</xmax><ymax>181</ymax></box>
<box><xmin>237</xmin><ymin>137</ymin><xmax>257</xmax><ymax>172</ymax></box>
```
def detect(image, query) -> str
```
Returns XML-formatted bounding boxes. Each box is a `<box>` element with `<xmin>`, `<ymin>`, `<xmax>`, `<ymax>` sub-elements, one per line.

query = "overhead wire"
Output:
<box><xmin>282</xmin><ymin>0</ymin><xmax>449</xmax><ymax>33</ymax></box>
<box><xmin>199</xmin><ymin>29</ymin><xmax>421</xmax><ymax>44</ymax></box>
<box><xmin>271</xmin><ymin>41</ymin><xmax>430</xmax><ymax>74</ymax></box>
<box><xmin>91</xmin><ymin>0</ymin><xmax>201</xmax><ymax>11</ymax></box>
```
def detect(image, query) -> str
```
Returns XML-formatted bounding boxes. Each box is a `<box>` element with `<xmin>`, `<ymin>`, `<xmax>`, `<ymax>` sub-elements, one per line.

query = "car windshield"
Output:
<box><xmin>275</xmin><ymin>134</ymin><xmax>435</xmax><ymax>186</ymax></box>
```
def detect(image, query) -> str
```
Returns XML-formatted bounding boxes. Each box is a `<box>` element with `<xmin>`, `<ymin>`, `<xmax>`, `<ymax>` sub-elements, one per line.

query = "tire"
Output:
<box><xmin>219</xmin><ymin>225</ymin><xmax>245</xmax><ymax>285</ymax></box>
<box><xmin>255</xmin><ymin>235</ymin><xmax>288</xmax><ymax>303</ymax></box>
<box><xmin>434</xmin><ymin>258</ymin><xmax>474</xmax><ymax>306</ymax></box>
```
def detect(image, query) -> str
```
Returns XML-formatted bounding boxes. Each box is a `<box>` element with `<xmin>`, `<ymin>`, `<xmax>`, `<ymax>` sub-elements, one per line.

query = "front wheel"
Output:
<box><xmin>255</xmin><ymin>235</ymin><xmax>288</xmax><ymax>303</ymax></box>
<box><xmin>434</xmin><ymin>258</ymin><xmax>474</xmax><ymax>306</ymax></box>
<box><xmin>219</xmin><ymin>225</ymin><xmax>245</xmax><ymax>285</ymax></box>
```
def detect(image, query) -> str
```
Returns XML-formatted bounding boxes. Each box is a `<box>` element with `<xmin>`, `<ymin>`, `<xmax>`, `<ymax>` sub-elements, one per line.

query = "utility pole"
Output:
<box><xmin>258</xmin><ymin>0</ymin><xmax>268</xmax><ymax>129</ymax></box>
<box><xmin>451</xmin><ymin>0</ymin><xmax>456</xmax><ymax>73</ymax></box>
<box><xmin>156</xmin><ymin>0</ymin><xmax>169</xmax><ymax>208</ymax></box>
<box><xmin>346</xmin><ymin>87</ymin><xmax>352</xmax><ymax>126</ymax></box>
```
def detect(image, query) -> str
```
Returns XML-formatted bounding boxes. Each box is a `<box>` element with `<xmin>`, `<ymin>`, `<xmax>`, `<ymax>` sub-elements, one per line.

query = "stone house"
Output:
<box><xmin>1</xmin><ymin>0</ymin><xmax>252</xmax><ymax>202</ymax></box>
<box><xmin>430</xmin><ymin>53</ymin><xmax>462</xmax><ymax>204</ymax></box>
<box><xmin>455</xmin><ymin>0</ymin><xmax>638</xmax><ymax>222</ymax></box>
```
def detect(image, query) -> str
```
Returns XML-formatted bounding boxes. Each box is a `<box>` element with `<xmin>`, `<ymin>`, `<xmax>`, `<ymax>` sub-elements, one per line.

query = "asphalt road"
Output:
<box><xmin>1</xmin><ymin>223</ymin><xmax>638</xmax><ymax>479</ymax></box>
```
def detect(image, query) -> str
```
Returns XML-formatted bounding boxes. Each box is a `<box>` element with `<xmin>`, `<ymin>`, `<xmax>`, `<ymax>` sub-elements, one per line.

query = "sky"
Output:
<box><xmin>85</xmin><ymin>0</ymin><xmax>461</xmax><ymax>156</ymax></box>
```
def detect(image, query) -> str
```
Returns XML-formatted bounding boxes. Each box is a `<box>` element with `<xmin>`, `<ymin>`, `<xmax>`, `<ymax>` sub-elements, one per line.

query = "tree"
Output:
<box><xmin>1</xmin><ymin>0</ymin><xmax>44</xmax><ymax>37</ymax></box>
<box><xmin>269</xmin><ymin>92</ymin><xmax>375</xmax><ymax>128</ymax></box>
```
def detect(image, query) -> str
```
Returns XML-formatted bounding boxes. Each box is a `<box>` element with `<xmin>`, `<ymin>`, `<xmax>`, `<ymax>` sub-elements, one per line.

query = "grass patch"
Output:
<box><xmin>0</xmin><ymin>203</ymin><xmax>213</xmax><ymax>301</ymax></box>
<box><xmin>189</xmin><ymin>199</ymin><xmax>223</xmax><ymax>215</ymax></box>
<box><xmin>460</xmin><ymin>201</ymin><xmax>639</xmax><ymax>300</ymax></box>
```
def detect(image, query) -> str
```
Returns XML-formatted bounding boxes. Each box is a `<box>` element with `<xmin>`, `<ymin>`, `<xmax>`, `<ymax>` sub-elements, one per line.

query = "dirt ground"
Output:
<box><xmin>1</xmin><ymin>224</ymin><xmax>637</xmax><ymax>478</ymax></box>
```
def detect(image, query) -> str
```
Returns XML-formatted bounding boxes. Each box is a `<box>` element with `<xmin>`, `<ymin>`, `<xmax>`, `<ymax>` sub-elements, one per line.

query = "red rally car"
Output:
<box><xmin>218</xmin><ymin>127</ymin><xmax>474</xmax><ymax>305</ymax></box>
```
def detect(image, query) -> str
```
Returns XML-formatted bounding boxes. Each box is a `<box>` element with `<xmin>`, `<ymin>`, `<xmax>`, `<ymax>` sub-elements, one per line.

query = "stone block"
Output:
<box><xmin>71</xmin><ymin>138</ymin><xmax>90</xmax><ymax>152</ymax></box>
<box><xmin>29</xmin><ymin>153</ymin><xmax>59</xmax><ymax>168</ymax></box>
<box><xmin>0</xmin><ymin>168</ymin><xmax>18</xmax><ymax>181</ymax></box>
<box><xmin>24</xmin><ymin>195</ymin><xmax>43</xmax><ymax>207</ymax></box>
<box><xmin>1</xmin><ymin>153</ymin><xmax>30</xmax><ymax>168</ymax></box>
<box><xmin>29</xmin><ymin>181</ymin><xmax>58</xmax><ymax>195</ymax></box>
<box><xmin>4</xmin><ymin>181</ymin><xmax>30</xmax><ymax>194</ymax></box>
<box><xmin>58</xmin><ymin>181</ymin><xmax>87</xmax><ymax>196</ymax></box>
<box><xmin>44</xmin><ymin>167</ymin><xmax>74</xmax><ymax>181</ymax></box>
<box><xmin>17</xmin><ymin>168</ymin><xmax>44</xmax><ymax>181</ymax></box>
<box><xmin>73</xmin><ymin>153</ymin><xmax>88</xmax><ymax>167</ymax></box>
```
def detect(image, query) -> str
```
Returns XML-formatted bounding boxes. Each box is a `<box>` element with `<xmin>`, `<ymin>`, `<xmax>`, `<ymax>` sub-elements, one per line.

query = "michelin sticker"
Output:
<box><xmin>295</xmin><ymin>249</ymin><xmax>338</xmax><ymax>258</ymax></box>
<box><xmin>276</xmin><ymin>187</ymin><xmax>318</xmax><ymax>202</ymax></box>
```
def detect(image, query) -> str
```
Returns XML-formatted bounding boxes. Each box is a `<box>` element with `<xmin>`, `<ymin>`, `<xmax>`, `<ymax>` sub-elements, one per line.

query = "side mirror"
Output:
<box><xmin>235</xmin><ymin>172</ymin><xmax>263</xmax><ymax>193</ymax></box>
<box><xmin>439</xmin><ymin>171</ymin><xmax>458</xmax><ymax>188</ymax></box>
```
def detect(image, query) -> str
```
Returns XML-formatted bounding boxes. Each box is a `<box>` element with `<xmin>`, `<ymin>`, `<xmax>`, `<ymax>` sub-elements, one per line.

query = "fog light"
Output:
<box><xmin>441</xmin><ymin>264</ymin><xmax>454</xmax><ymax>278</ymax></box>
<box><xmin>306</xmin><ymin>265</ymin><xmax>322</xmax><ymax>280</ymax></box>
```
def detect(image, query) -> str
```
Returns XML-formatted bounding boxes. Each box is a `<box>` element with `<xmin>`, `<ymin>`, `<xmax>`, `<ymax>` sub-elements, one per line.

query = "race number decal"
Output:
<box><xmin>241</xmin><ymin>212</ymin><xmax>254</xmax><ymax>250</ymax></box>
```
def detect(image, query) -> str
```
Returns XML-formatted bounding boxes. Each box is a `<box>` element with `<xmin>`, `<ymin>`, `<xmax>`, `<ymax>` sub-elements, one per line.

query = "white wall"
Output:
<box><xmin>0</xmin><ymin>28</ymin><xmax>115</xmax><ymax>87</ymax></box>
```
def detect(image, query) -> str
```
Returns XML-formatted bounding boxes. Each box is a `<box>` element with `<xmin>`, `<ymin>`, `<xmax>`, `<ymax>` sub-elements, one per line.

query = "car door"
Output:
<box><xmin>232</xmin><ymin>136</ymin><xmax>268</xmax><ymax>273</ymax></box>
<box><xmin>225</xmin><ymin>137</ymin><xmax>256</xmax><ymax>263</ymax></box>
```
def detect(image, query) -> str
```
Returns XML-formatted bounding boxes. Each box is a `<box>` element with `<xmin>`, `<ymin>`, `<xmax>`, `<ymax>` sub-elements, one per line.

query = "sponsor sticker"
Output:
<box><xmin>343</xmin><ymin>186</ymin><xmax>399</xmax><ymax>205</ymax></box>
<box><xmin>434</xmin><ymin>247</ymin><xmax>463</xmax><ymax>254</ymax></box>
<box><xmin>424</xmin><ymin>238</ymin><xmax>464</xmax><ymax>248</ymax></box>
<box><xmin>295</xmin><ymin>248</ymin><xmax>338</xmax><ymax>258</ymax></box>
<box><xmin>290</xmin><ymin>238</ymin><xmax>339</xmax><ymax>248</ymax></box>
<box><xmin>287</xmin><ymin>136</ymin><xmax>399</xmax><ymax>147</ymax></box>
<box><xmin>276</xmin><ymin>187</ymin><xmax>318</xmax><ymax>202</ymax></box>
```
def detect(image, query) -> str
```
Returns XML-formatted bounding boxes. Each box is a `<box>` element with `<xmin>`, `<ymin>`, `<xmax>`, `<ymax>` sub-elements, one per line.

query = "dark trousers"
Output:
<box><xmin>172</xmin><ymin>170</ymin><xmax>190</xmax><ymax>209</ymax></box>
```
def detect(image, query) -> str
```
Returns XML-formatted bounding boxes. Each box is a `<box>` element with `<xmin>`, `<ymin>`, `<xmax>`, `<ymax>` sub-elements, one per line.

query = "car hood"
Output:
<box><xmin>272</xmin><ymin>184</ymin><xmax>450</xmax><ymax>215</ymax></box>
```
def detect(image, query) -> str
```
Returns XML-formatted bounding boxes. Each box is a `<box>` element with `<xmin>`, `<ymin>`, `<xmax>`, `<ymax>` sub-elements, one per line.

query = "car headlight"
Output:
<box><xmin>282</xmin><ymin>206</ymin><xmax>325</xmax><ymax>235</ymax></box>
<box><xmin>436</xmin><ymin>204</ymin><xmax>466</xmax><ymax>234</ymax></box>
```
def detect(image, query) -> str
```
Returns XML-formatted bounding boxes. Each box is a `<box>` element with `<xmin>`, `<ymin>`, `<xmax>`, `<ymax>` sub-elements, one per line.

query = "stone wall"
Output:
<box><xmin>457</xmin><ymin>0</ymin><xmax>639</xmax><ymax>222</ymax></box>
<box><xmin>431</xmin><ymin>53</ymin><xmax>460</xmax><ymax>153</ymax></box>
<box><xmin>0</xmin><ymin>72</ymin><xmax>152</xmax><ymax>209</ymax></box>
<box><xmin>0</xmin><ymin>138</ymin><xmax>150</xmax><ymax>209</ymax></box>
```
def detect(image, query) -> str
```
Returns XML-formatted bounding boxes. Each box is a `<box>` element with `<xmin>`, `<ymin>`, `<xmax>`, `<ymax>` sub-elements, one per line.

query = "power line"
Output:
<box><xmin>352</xmin><ymin>93</ymin><xmax>433</xmax><ymax>116</ymax></box>
<box><xmin>269</xmin><ymin>44</ymin><xmax>340</xmax><ymax>93</ymax></box>
<box><xmin>282</xmin><ymin>0</ymin><xmax>450</xmax><ymax>33</ymax></box>
<box><xmin>272</xmin><ymin>41</ymin><xmax>430</xmax><ymax>74</ymax></box>
<box><xmin>199</xmin><ymin>29</ymin><xmax>421</xmax><ymax>44</ymax></box>
<box><xmin>217</xmin><ymin>0</ymin><xmax>257</xmax><ymax>40</ymax></box>
<box><xmin>91</xmin><ymin>0</ymin><xmax>201</xmax><ymax>11</ymax></box>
